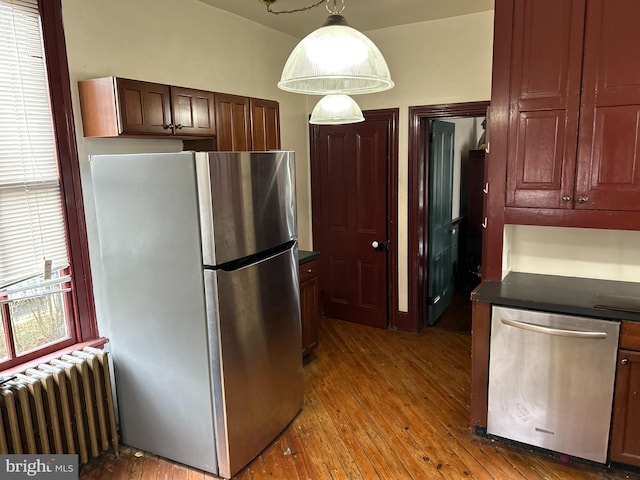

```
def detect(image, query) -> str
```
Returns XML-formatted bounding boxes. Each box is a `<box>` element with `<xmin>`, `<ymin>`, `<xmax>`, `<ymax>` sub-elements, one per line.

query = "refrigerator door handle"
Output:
<box><xmin>500</xmin><ymin>318</ymin><xmax>608</xmax><ymax>339</ymax></box>
<box><xmin>203</xmin><ymin>240</ymin><xmax>296</xmax><ymax>272</ymax></box>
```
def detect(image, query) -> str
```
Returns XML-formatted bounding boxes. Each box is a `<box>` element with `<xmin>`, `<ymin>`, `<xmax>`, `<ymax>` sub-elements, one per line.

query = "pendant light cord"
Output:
<box><xmin>265</xmin><ymin>0</ymin><xmax>325</xmax><ymax>15</ymax></box>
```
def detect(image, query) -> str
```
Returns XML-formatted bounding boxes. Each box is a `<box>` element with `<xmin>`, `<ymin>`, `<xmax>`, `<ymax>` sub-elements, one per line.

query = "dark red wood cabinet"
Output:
<box><xmin>299</xmin><ymin>259</ymin><xmax>320</xmax><ymax>356</ymax></box>
<box><xmin>215</xmin><ymin>93</ymin><xmax>252</xmax><ymax>151</ymax></box>
<box><xmin>79</xmin><ymin>78</ymin><xmax>281</xmax><ymax>152</ymax></box>
<box><xmin>505</xmin><ymin>0</ymin><xmax>640</xmax><ymax>215</ymax></box>
<box><xmin>215</xmin><ymin>94</ymin><xmax>281</xmax><ymax>152</ymax></box>
<box><xmin>250</xmin><ymin>97</ymin><xmax>281</xmax><ymax>151</ymax></box>
<box><xmin>170</xmin><ymin>86</ymin><xmax>216</xmax><ymax>137</ymax></box>
<box><xmin>78</xmin><ymin>77</ymin><xmax>215</xmax><ymax>138</ymax></box>
<box><xmin>610</xmin><ymin>322</ymin><xmax>640</xmax><ymax>467</ymax></box>
<box><xmin>117</xmin><ymin>78</ymin><xmax>173</xmax><ymax>136</ymax></box>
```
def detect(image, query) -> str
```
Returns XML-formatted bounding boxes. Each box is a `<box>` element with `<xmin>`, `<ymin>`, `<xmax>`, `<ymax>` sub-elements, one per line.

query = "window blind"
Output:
<box><xmin>0</xmin><ymin>0</ymin><xmax>69</xmax><ymax>289</ymax></box>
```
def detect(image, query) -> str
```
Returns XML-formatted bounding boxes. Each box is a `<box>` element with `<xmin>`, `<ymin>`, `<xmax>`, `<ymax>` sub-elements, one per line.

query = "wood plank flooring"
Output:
<box><xmin>80</xmin><ymin>308</ymin><xmax>637</xmax><ymax>479</ymax></box>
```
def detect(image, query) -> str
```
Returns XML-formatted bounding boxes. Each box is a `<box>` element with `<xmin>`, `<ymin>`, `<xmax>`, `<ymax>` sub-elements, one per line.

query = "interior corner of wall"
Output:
<box><xmin>501</xmin><ymin>224</ymin><xmax>514</xmax><ymax>279</ymax></box>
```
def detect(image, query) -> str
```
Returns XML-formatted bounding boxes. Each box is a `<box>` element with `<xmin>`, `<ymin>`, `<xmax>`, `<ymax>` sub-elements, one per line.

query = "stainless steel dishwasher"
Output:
<box><xmin>487</xmin><ymin>306</ymin><xmax>619</xmax><ymax>463</ymax></box>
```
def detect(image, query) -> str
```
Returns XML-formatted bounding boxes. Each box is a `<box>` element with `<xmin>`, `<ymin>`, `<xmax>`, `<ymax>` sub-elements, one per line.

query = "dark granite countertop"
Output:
<box><xmin>475</xmin><ymin>272</ymin><xmax>640</xmax><ymax>322</ymax></box>
<box><xmin>298</xmin><ymin>250</ymin><xmax>320</xmax><ymax>265</ymax></box>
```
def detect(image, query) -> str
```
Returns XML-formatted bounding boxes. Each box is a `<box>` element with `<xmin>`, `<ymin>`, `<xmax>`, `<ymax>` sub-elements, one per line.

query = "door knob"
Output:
<box><xmin>371</xmin><ymin>240</ymin><xmax>390</xmax><ymax>251</ymax></box>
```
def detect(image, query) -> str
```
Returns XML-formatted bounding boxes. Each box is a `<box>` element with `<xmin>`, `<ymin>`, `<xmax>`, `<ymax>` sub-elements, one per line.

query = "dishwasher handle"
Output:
<box><xmin>500</xmin><ymin>318</ymin><xmax>608</xmax><ymax>339</ymax></box>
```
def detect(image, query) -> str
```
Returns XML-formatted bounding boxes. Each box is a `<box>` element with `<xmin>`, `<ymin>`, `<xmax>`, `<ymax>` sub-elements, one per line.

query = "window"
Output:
<box><xmin>0</xmin><ymin>0</ymin><xmax>96</xmax><ymax>370</ymax></box>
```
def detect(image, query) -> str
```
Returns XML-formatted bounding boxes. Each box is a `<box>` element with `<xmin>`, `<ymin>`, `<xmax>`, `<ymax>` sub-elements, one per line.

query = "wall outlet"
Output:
<box><xmin>506</xmin><ymin>249</ymin><xmax>512</xmax><ymax>269</ymax></box>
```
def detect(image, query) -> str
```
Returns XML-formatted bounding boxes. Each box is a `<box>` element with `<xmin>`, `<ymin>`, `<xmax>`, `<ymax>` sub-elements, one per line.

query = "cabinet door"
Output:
<box><xmin>575</xmin><ymin>0</ymin><xmax>640</xmax><ymax>211</ymax></box>
<box><xmin>171</xmin><ymin>87</ymin><xmax>216</xmax><ymax>137</ymax></box>
<box><xmin>215</xmin><ymin>93</ymin><xmax>251</xmax><ymax>151</ymax></box>
<box><xmin>505</xmin><ymin>0</ymin><xmax>585</xmax><ymax>208</ymax></box>
<box><xmin>115</xmin><ymin>78</ymin><xmax>172</xmax><ymax>136</ymax></box>
<box><xmin>610</xmin><ymin>349</ymin><xmax>640</xmax><ymax>466</ymax></box>
<box><xmin>250</xmin><ymin>98</ymin><xmax>280</xmax><ymax>151</ymax></box>
<box><xmin>299</xmin><ymin>260</ymin><xmax>319</xmax><ymax>356</ymax></box>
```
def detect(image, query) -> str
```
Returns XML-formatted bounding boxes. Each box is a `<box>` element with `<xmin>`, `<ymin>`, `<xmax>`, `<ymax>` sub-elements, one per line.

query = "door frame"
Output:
<box><xmin>408</xmin><ymin>101</ymin><xmax>489</xmax><ymax>331</ymax></box>
<box><xmin>309</xmin><ymin>108</ymin><xmax>400</xmax><ymax>329</ymax></box>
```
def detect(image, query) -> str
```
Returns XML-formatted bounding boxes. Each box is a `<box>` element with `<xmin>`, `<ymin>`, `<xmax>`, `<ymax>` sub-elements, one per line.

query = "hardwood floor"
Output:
<box><xmin>81</xmin><ymin>308</ymin><xmax>637</xmax><ymax>479</ymax></box>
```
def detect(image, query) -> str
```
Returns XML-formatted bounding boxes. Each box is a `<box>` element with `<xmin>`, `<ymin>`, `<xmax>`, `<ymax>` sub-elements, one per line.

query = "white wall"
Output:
<box><xmin>61</xmin><ymin>0</ymin><xmax>496</xmax><ymax>319</ymax></box>
<box><xmin>354</xmin><ymin>12</ymin><xmax>495</xmax><ymax>310</ymax></box>
<box><xmin>448</xmin><ymin>117</ymin><xmax>483</xmax><ymax>220</ymax></box>
<box><xmin>505</xmin><ymin>225</ymin><xmax>640</xmax><ymax>282</ymax></box>
<box><xmin>61</xmin><ymin>0</ymin><xmax>312</xmax><ymax>331</ymax></box>
<box><xmin>62</xmin><ymin>0</ymin><xmax>311</xmax><ymax>250</ymax></box>
<box><xmin>65</xmin><ymin>4</ymin><xmax>634</xmax><ymax>320</ymax></box>
<box><xmin>353</xmin><ymin>11</ymin><xmax>640</xmax><ymax>302</ymax></box>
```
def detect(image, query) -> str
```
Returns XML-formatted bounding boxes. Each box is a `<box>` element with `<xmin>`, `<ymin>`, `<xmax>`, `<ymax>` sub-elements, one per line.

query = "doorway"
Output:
<box><xmin>408</xmin><ymin>101</ymin><xmax>490</xmax><ymax>331</ymax></box>
<box><xmin>310</xmin><ymin>109</ymin><xmax>400</xmax><ymax>329</ymax></box>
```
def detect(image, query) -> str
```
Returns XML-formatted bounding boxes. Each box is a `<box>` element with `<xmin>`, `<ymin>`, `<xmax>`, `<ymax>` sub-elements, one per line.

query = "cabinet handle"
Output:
<box><xmin>483</xmin><ymin>183</ymin><xmax>489</xmax><ymax>194</ymax></box>
<box><xmin>562</xmin><ymin>196</ymin><xmax>571</xmax><ymax>202</ymax></box>
<box><xmin>481</xmin><ymin>217</ymin><xmax>488</xmax><ymax>229</ymax></box>
<box><xmin>621</xmin><ymin>358</ymin><xmax>629</xmax><ymax>365</ymax></box>
<box><xmin>175</xmin><ymin>124</ymin><xmax>183</xmax><ymax>130</ymax></box>
<box><xmin>307</xmin><ymin>268</ymin><xmax>313</xmax><ymax>274</ymax></box>
<box><xmin>164</xmin><ymin>123</ymin><xmax>174</xmax><ymax>130</ymax></box>
<box><xmin>485</xmin><ymin>142</ymin><xmax>490</xmax><ymax>154</ymax></box>
<box><xmin>578</xmin><ymin>196</ymin><xmax>589</xmax><ymax>204</ymax></box>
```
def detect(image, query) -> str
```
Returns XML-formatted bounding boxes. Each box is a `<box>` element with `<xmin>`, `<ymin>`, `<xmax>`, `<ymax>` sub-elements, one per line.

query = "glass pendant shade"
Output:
<box><xmin>309</xmin><ymin>94</ymin><xmax>365</xmax><ymax>124</ymax></box>
<box><xmin>278</xmin><ymin>15</ymin><xmax>394</xmax><ymax>95</ymax></box>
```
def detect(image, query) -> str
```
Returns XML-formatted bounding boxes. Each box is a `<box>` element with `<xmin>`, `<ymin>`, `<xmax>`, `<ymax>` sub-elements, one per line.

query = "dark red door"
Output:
<box><xmin>315</xmin><ymin>118</ymin><xmax>389</xmax><ymax>328</ymax></box>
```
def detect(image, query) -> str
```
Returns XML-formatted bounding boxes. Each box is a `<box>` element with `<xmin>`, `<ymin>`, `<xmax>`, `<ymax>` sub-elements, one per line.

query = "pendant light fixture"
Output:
<box><xmin>309</xmin><ymin>94</ymin><xmax>365</xmax><ymax>124</ymax></box>
<box><xmin>277</xmin><ymin>0</ymin><xmax>394</xmax><ymax>95</ymax></box>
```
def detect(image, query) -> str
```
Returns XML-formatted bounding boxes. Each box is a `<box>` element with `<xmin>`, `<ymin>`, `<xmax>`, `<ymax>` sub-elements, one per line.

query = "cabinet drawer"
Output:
<box><xmin>299</xmin><ymin>259</ymin><xmax>319</xmax><ymax>283</ymax></box>
<box><xmin>620</xmin><ymin>321</ymin><xmax>640</xmax><ymax>351</ymax></box>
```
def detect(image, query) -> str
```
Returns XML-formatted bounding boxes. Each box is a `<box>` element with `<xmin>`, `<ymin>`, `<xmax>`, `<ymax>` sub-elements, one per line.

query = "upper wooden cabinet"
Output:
<box><xmin>250</xmin><ymin>98</ymin><xmax>281</xmax><ymax>151</ymax></box>
<box><xmin>215</xmin><ymin>94</ymin><xmax>280</xmax><ymax>151</ymax></box>
<box><xmin>78</xmin><ymin>77</ymin><xmax>215</xmax><ymax>138</ymax></box>
<box><xmin>215</xmin><ymin>93</ymin><xmax>251</xmax><ymax>151</ymax></box>
<box><xmin>576</xmin><ymin>0</ymin><xmax>640</xmax><ymax>211</ymax></box>
<box><xmin>79</xmin><ymin>77</ymin><xmax>281</xmax><ymax>153</ymax></box>
<box><xmin>505</xmin><ymin>0</ymin><xmax>640</xmax><ymax>213</ymax></box>
<box><xmin>170</xmin><ymin>86</ymin><xmax>216</xmax><ymax>137</ymax></box>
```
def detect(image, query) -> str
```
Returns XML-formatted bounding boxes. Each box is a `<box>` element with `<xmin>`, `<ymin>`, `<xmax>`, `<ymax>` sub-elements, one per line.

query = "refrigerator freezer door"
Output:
<box><xmin>205</xmin><ymin>245</ymin><xmax>303</xmax><ymax>479</ymax></box>
<box><xmin>196</xmin><ymin>151</ymin><xmax>297</xmax><ymax>266</ymax></box>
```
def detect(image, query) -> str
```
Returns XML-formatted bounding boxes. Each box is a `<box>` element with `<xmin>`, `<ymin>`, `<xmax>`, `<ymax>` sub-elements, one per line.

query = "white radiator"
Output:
<box><xmin>0</xmin><ymin>346</ymin><xmax>119</xmax><ymax>465</ymax></box>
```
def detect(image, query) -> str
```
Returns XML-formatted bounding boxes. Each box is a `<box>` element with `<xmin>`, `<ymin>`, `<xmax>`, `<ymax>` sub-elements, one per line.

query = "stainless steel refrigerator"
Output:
<box><xmin>89</xmin><ymin>151</ymin><xmax>303</xmax><ymax>478</ymax></box>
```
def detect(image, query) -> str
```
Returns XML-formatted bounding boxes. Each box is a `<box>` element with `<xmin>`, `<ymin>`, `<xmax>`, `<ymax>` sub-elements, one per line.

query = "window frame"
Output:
<box><xmin>0</xmin><ymin>0</ymin><xmax>97</xmax><ymax>370</ymax></box>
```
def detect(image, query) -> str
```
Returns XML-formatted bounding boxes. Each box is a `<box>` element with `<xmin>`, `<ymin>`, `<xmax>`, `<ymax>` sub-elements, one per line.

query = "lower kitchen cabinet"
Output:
<box><xmin>299</xmin><ymin>258</ymin><xmax>319</xmax><ymax>356</ymax></box>
<box><xmin>472</xmin><ymin>274</ymin><xmax>640</xmax><ymax>470</ymax></box>
<box><xmin>610</xmin><ymin>322</ymin><xmax>640</xmax><ymax>467</ymax></box>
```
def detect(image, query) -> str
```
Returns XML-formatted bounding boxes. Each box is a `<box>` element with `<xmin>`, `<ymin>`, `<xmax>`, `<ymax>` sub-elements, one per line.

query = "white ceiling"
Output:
<box><xmin>198</xmin><ymin>0</ymin><xmax>494</xmax><ymax>39</ymax></box>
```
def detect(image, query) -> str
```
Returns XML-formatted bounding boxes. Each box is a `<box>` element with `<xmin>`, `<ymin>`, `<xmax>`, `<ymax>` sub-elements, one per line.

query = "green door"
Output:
<box><xmin>427</xmin><ymin>120</ymin><xmax>455</xmax><ymax>325</ymax></box>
